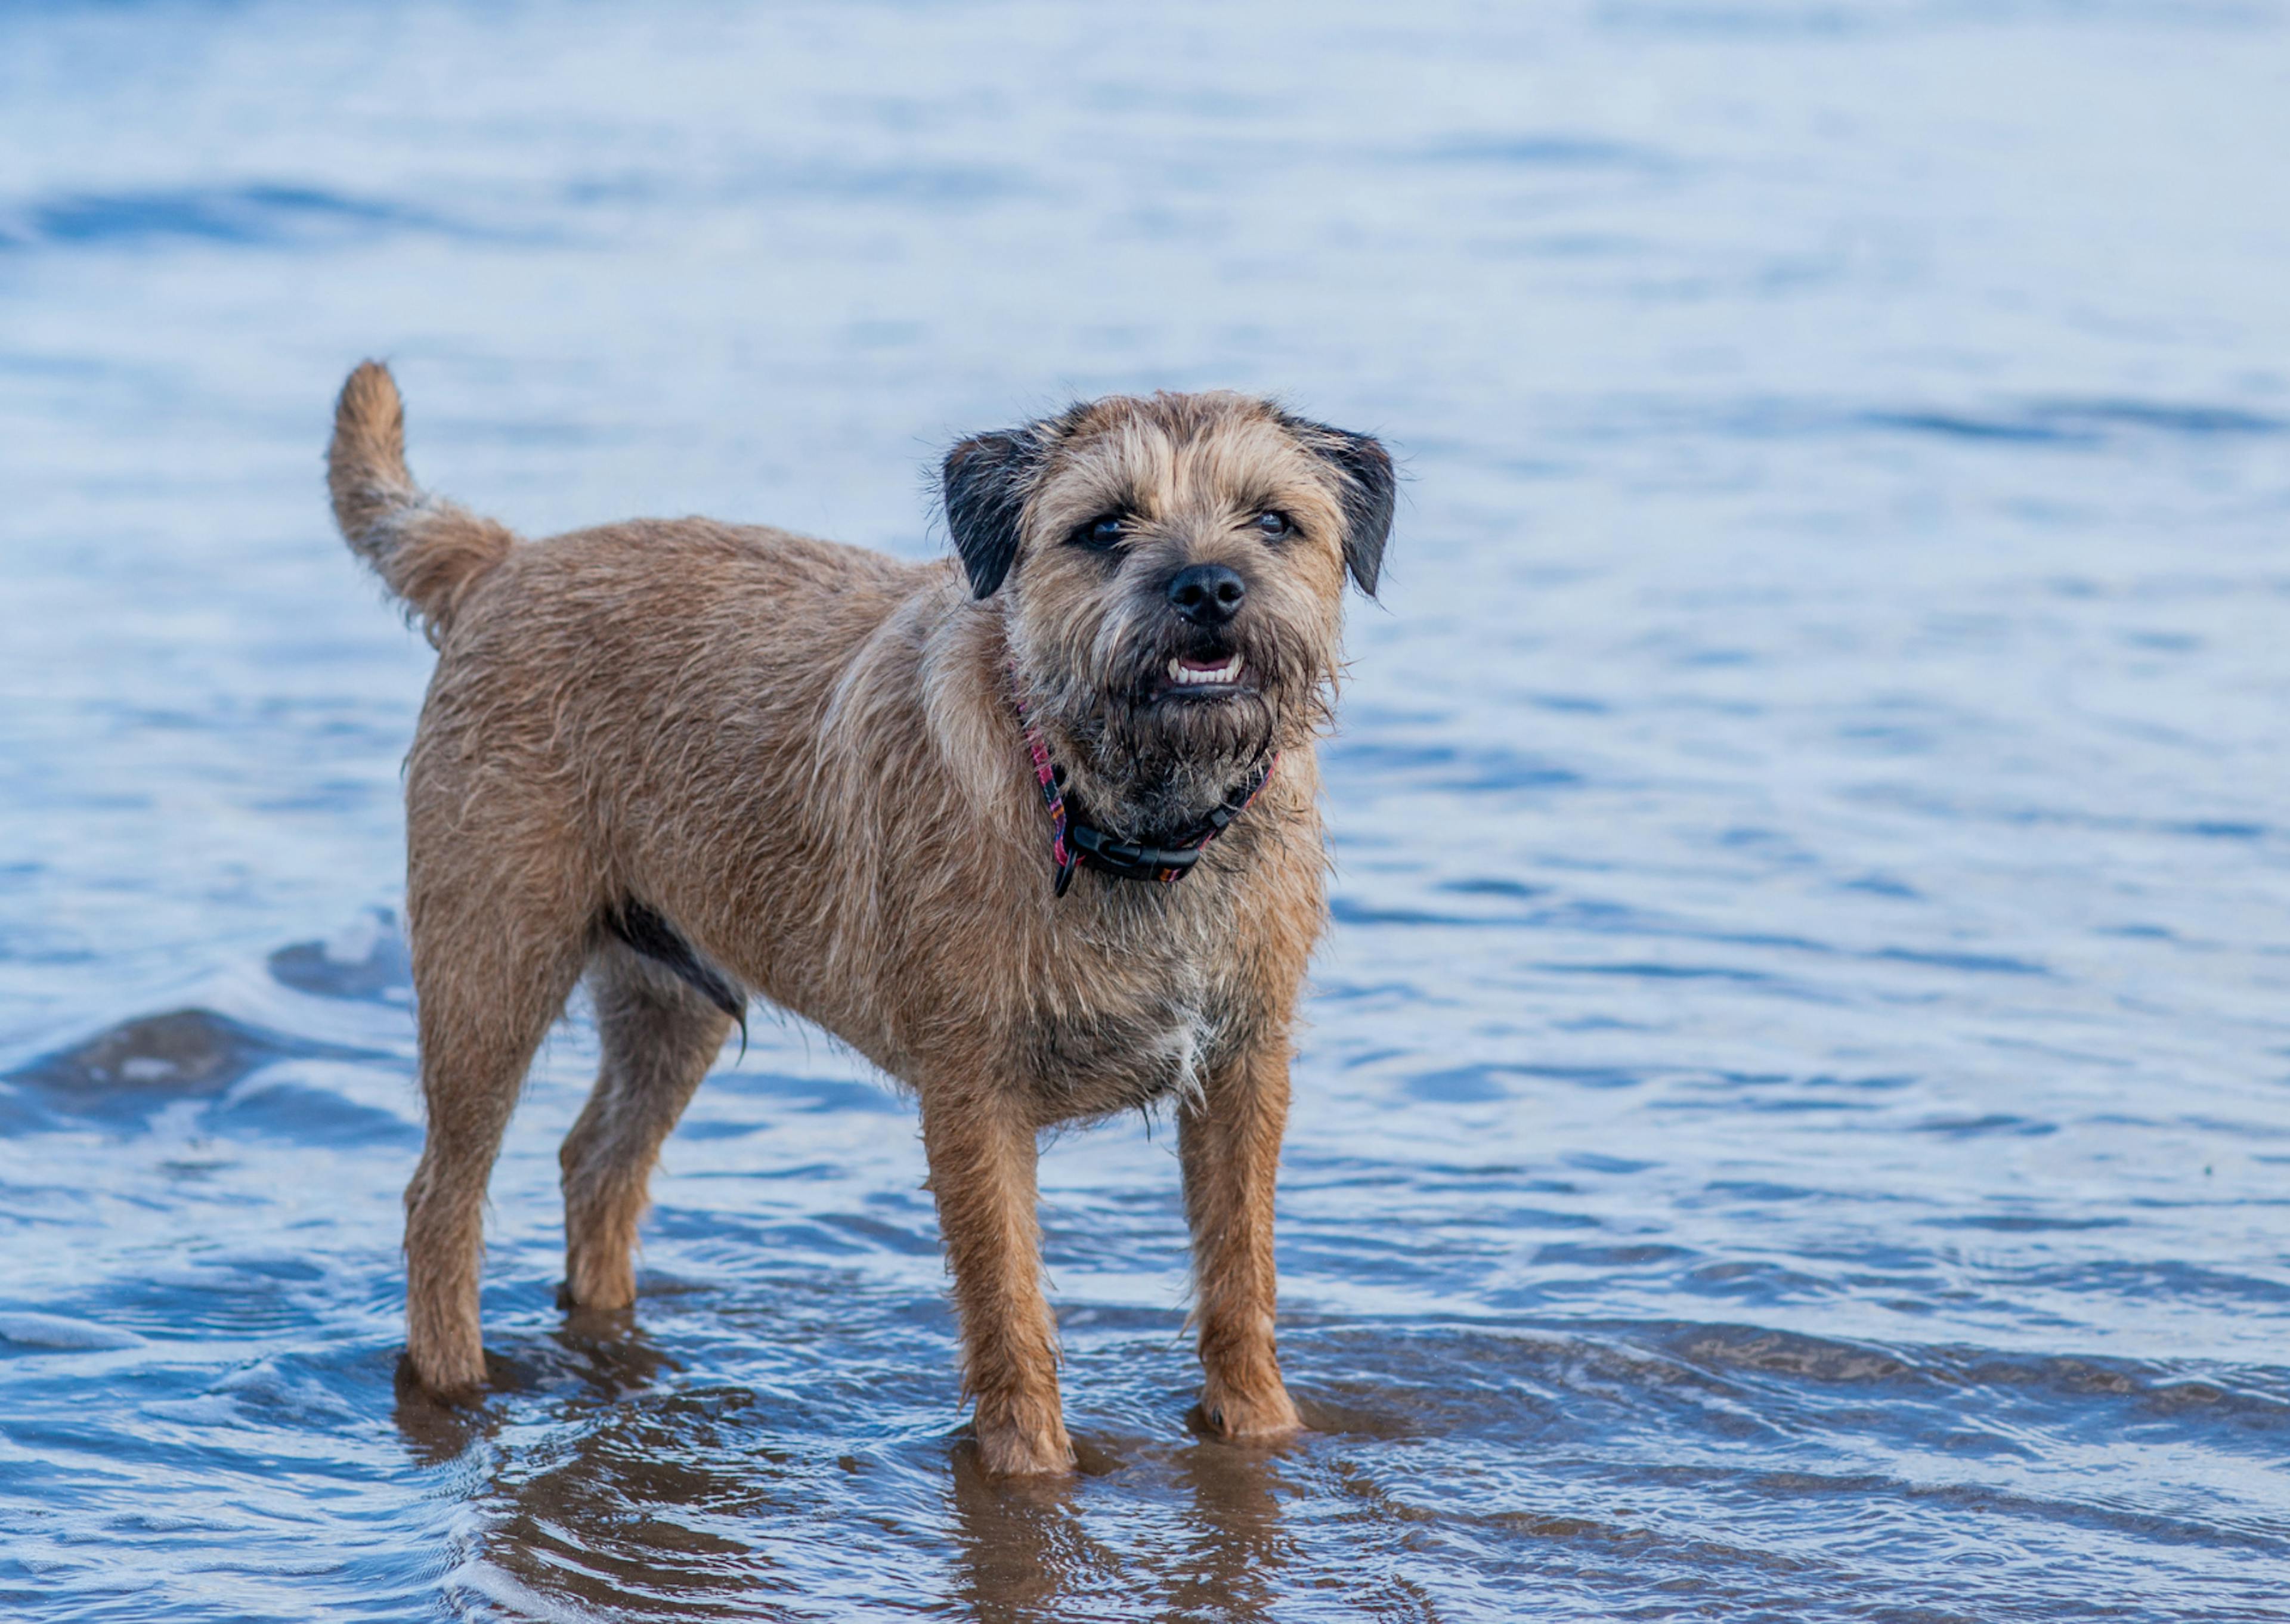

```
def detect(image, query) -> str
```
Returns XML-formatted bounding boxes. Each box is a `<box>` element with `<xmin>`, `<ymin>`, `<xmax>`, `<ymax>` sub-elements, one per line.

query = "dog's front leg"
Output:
<box><xmin>921</xmin><ymin>1087</ymin><xmax>1073</xmax><ymax>1476</ymax></box>
<box><xmin>1179</xmin><ymin>1043</ymin><xmax>1304</xmax><ymax>1442</ymax></box>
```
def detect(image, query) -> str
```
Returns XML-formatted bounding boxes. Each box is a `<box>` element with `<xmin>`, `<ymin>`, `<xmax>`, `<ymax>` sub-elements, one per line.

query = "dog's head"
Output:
<box><xmin>943</xmin><ymin>392</ymin><xmax>1392</xmax><ymax>836</ymax></box>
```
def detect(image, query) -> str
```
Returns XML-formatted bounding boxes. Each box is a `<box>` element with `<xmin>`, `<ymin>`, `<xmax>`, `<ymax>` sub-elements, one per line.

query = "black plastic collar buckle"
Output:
<box><xmin>1067</xmin><ymin>822</ymin><xmax>1206</xmax><ymax>884</ymax></box>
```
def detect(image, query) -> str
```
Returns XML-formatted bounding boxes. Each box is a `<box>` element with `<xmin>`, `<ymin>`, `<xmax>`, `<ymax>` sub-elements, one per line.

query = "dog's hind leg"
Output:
<box><xmin>401</xmin><ymin>870</ymin><xmax>589</xmax><ymax>1394</ymax></box>
<box><xmin>559</xmin><ymin>941</ymin><xmax>734</xmax><ymax>1310</ymax></box>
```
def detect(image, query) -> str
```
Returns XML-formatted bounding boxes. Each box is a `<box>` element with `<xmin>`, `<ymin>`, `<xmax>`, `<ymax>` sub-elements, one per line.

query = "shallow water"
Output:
<box><xmin>6</xmin><ymin>2</ymin><xmax>2290</xmax><ymax>1619</ymax></box>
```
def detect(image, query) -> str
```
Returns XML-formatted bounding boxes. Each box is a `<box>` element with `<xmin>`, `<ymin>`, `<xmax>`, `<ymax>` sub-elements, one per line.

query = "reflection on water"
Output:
<box><xmin>6</xmin><ymin>1</ymin><xmax>2290</xmax><ymax>1619</ymax></box>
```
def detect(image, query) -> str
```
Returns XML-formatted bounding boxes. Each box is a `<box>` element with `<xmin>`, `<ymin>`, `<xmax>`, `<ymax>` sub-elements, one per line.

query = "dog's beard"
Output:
<box><xmin>1021</xmin><ymin>613</ymin><xmax>1329</xmax><ymax>843</ymax></box>
<box><xmin>1099</xmin><ymin>693</ymin><xmax>1280</xmax><ymax>834</ymax></box>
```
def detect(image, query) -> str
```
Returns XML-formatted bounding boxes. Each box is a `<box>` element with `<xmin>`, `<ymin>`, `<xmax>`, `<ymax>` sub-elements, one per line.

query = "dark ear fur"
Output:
<box><xmin>1282</xmin><ymin>414</ymin><xmax>1396</xmax><ymax>596</ymax></box>
<box><xmin>941</xmin><ymin>429</ymin><xmax>1039</xmax><ymax>598</ymax></box>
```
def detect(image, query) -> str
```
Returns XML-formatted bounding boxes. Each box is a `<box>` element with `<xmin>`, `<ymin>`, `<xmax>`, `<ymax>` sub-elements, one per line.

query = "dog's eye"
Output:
<box><xmin>1070</xmin><ymin>515</ymin><xmax>1125</xmax><ymax>550</ymax></box>
<box><xmin>1252</xmin><ymin>511</ymin><xmax>1292</xmax><ymax>540</ymax></box>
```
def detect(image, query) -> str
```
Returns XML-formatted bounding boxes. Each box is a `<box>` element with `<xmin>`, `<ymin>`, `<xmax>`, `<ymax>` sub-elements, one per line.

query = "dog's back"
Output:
<box><xmin>327</xmin><ymin>364</ymin><xmax>989</xmax><ymax>1061</ymax></box>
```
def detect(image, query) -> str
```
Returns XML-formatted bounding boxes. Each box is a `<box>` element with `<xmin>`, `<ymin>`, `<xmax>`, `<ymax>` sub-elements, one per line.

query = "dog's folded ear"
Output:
<box><xmin>1279</xmin><ymin>416</ymin><xmax>1396</xmax><ymax>597</ymax></box>
<box><xmin>942</xmin><ymin>429</ymin><xmax>1042</xmax><ymax>599</ymax></box>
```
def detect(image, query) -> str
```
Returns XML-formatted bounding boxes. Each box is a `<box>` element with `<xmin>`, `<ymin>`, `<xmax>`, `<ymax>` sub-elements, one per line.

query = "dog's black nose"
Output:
<box><xmin>1167</xmin><ymin>563</ymin><xmax>1246</xmax><ymax>626</ymax></box>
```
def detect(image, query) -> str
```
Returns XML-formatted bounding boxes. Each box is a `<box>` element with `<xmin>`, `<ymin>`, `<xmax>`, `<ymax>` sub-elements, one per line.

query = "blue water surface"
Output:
<box><xmin>4</xmin><ymin>3</ymin><xmax>2290</xmax><ymax>1619</ymax></box>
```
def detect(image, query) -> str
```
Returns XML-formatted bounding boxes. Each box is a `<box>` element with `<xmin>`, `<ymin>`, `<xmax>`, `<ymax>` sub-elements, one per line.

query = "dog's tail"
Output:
<box><xmin>327</xmin><ymin>361</ymin><xmax>517</xmax><ymax>641</ymax></box>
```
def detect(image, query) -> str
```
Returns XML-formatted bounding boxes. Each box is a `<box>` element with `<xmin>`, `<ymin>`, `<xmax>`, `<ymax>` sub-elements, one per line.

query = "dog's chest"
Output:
<box><xmin>1021</xmin><ymin>915</ymin><xmax>1237</xmax><ymax>1118</ymax></box>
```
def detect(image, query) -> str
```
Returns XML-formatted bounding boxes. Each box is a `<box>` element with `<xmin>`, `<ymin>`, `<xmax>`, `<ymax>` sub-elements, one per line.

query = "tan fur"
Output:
<box><xmin>327</xmin><ymin>362</ymin><xmax>1393</xmax><ymax>1474</ymax></box>
<box><xmin>328</xmin><ymin>362</ymin><xmax>516</xmax><ymax>644</ymax></box>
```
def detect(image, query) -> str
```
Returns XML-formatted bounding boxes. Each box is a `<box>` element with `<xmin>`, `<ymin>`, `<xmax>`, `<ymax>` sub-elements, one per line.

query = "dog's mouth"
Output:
<box><xmin>1066</xmin><ymin>633</ymin><xmax>1307</xmax><ymax>828</ymax></box>
<box><xmin>1152</xmin><ymin>651</ymin><xmax>1251</xmax><ymax>702</ymax></box>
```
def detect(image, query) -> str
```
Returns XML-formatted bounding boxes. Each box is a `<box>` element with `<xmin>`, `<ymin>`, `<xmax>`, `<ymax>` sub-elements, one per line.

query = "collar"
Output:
<box><xmin>1010</xmin><ymin>671</ymin><xmax>1277</xmax><ymax>898</ymax></box>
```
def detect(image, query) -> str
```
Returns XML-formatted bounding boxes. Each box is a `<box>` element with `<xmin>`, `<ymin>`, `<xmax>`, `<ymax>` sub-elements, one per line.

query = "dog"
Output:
<box><xmin>326</xmin><ymin>361</ymin><xmax>1394</xmax><ymax>1475</ymax></box>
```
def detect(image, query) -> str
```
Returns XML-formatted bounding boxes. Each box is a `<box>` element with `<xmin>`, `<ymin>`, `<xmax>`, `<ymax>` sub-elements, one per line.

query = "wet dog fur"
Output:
<box><xmin>326</xmin><ymin>362</ymin><xmax>1394</xmax><ymax>1476</ymax></box>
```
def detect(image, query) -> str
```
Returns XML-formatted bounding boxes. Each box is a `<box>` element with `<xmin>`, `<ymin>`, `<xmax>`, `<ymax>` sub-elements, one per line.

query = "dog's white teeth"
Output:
<box><xmin>1166</xmin><ymin>655</ymin><xmax>1244</xmax><ymax>687</ymax></box>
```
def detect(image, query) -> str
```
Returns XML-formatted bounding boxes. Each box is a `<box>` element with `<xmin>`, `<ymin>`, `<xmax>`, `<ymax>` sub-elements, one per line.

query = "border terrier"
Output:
<box><xmin>326</xmin><ymin>361</ymin><xmax>1393</xmax><ymax>1475</ymax></box>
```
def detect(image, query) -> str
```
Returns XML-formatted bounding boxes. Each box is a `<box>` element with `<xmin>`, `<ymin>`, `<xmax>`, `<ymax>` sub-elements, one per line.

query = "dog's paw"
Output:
<box><xmin>974</xmin><ymin>1424</ymin><xmax>1076</xmax><ymax>1477</ymax></box>
<box><xmin>972</xmin><ymin>1396</ymin><xmax>1076</xmax><ymax>1477</ymax></box>
<box><xmin>1199</xmin><ymin>1380</ymin><xmax>1302</xmax><ymax>1442</ymax></box>
<box><xmin>402</xmin><ymin>1327</ymin><xmax>489</xmax><ymax>1397</ymax></box>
